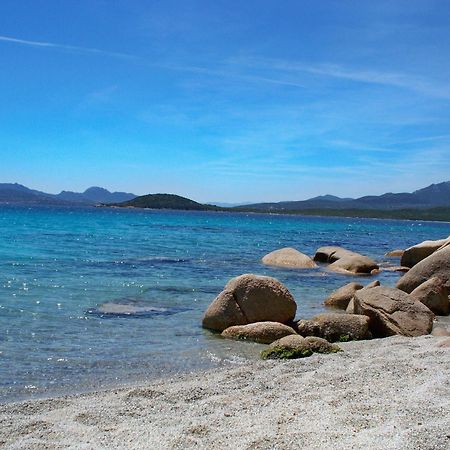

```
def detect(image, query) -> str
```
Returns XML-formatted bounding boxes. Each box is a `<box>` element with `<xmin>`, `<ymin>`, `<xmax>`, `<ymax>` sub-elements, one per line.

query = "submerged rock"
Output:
<box><xmin>221</xmin><ymin>321</ymin><xmax>297</xmax><ymax>344</ymax></box>
<box><xmin>202</xmin><ymin>274</ymin><xmax>297</xmax><ymax>332</ymax></box>
<box><xmin>86</xmin><ymin>301</ymin><xmax>186</xmax><ymax>318</ymax></box>
<box><xmin>262</xmin><ymin>247</ymin><xmax>317</xmax><ymax>269</ymax></box>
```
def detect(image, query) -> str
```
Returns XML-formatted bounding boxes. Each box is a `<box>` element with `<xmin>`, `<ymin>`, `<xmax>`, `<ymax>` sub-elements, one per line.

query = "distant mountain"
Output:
<box><xmin>0</xmin><ymin>183</ymin><xmax>137</xmax><ymax>205</ymax></box>
<box><xmin>111</xmin><ymin>193</ymin><xmax>220</xmax><ymax>211</ymax></box>
<box><xmin>308</xmin><ymin>194</ymin><xmax>353</xmax><ymax>202</ymax></box>
<box><xmin>236</xmin><ymin>181</ymin><xmax>450</xmax><ymax>212</ymax></box>
<box><xmin>0</xmin><ymin>183</ymin><xmax>69</xmax><ymax>205</ymax></box>
<box><xmin>56</xmin><ymin>187</ymin><xmax>136</xmax><ymax>204</ymax></box>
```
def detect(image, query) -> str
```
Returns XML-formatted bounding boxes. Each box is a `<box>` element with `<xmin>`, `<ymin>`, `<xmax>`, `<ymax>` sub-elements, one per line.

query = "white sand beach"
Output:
<box><xmin>1</xmin><ymin>334</ymin><xmax>449</xmax><ymax>450</ymax></box>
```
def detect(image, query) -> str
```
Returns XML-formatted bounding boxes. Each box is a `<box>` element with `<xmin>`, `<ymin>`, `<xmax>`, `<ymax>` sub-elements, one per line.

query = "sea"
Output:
<box><xmin>1</xmin><ymin>205</ymin><xmax>449</xmax><ymax>402</ymax></box>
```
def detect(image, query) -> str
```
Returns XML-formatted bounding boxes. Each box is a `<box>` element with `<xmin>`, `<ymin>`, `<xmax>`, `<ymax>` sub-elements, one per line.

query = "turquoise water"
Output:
<box><xmin>1</xmin><ymin>205</ymin><xmax>449</xmax><ymax>401</ymax></box>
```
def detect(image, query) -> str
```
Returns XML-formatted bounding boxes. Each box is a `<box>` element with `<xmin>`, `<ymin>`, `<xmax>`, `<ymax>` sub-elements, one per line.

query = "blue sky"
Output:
<box><xmin>1</xmin><ymin>1</ymin><xmax>450</xmax><ymax>202</ymax></box>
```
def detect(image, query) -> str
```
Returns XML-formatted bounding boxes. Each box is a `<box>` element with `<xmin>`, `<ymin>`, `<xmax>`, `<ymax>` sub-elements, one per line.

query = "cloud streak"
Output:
<box><xmin>3</xmin><ymin>34</ymin><xmax>450</xmax><ymax>100</ymax></box>
<box><xmin>235</xmin><ymin>57</ymin><xmax>450</xmax><ymax>100</ymax></box>
<box><xmin>0</xmin><ymin>34</ymin><xmax>135</xmax><ymax>59</ymax></box>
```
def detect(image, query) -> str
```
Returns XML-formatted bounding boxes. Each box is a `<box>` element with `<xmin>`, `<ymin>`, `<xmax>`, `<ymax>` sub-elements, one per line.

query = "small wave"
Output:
<box><xmin>112</xmin><ymin>257</ymin><xmax>189</xmax><ymax>265</ymax></box>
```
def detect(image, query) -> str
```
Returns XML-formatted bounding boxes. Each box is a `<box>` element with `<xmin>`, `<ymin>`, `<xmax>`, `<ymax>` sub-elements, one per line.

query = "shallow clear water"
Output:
<box><xmin>1</xmin><ymin>205</ymin><xmax>449</xmax><ymax>401</ymax></box>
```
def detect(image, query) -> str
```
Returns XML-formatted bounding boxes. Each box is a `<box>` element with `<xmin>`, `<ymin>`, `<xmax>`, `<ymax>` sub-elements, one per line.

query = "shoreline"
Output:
<box><xmin>3</xmin><ymin>202</ymin><xmax>450</xmax><ymax>224</ymax></box>
<box><xmin>1</xmin><ymin>335</ymin><xmax>449</xmax><ymax>449</ymax></box>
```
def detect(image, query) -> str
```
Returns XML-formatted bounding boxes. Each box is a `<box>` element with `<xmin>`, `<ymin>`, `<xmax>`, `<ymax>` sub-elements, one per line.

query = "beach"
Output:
<box><xmin>1</xmin><ymin>334</ymin><xmax>449</xmax><ymax>449</ymax></box>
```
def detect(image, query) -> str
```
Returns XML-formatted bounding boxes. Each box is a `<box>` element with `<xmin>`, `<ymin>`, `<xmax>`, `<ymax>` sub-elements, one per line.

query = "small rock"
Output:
<box><xmin>260</xmin><ymin>334</ymin><xmax>342</xmax><ymax>360</ymax></box>
<box><xmin>221</xmin><ymin>321</ymin><xmax>297</xmax><ymax>344</ymax></box>
<box><xmin>261</xmin><ymin>335</ymin><xmax>312</xmax><ymax>359</ymax></box>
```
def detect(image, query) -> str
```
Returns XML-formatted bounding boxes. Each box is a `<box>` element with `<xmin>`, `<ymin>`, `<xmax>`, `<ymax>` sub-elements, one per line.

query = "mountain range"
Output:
<box><xmin>1</xmin><ymin>181</ymin><xmax>449</xmax><ymax>214</ymax></box>
<box><xmin>234</xmin><ymin>181</ymin><xmax>450</xmax><ymax>211</ymax></box>
<box><xmin>0</xmin><ymin>183</ymin><xmax>136</xmax><ymax>205</ymax></box>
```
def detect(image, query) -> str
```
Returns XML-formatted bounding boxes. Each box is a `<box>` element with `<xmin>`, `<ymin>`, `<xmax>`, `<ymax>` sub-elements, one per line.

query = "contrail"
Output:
<box><xmin>0</xmin><ymin>34</ymin><xmax>135</xmax><ymax>59</ymax></box>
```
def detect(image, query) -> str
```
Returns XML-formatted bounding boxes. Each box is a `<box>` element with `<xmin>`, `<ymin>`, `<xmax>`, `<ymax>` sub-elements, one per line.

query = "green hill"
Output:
<box><xmin>111</xmin><ymin>193</ymin><xmax>221</xmax><ymax>211</ymax></box>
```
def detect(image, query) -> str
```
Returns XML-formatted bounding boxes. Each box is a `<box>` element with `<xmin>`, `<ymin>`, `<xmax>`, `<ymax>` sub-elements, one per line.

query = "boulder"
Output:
<box><xmin>202</xmin><ymin>274</ymin><xmax>297</xmax><ymax>332</ymax></box>
<box><xmin>353</xmin><ymin>286</ymin><xmax>434</xmax><ymax>337</ymax></box>
<box><xmin>260</xmin><ymin>334</ymin><xmax>341</xmax><ymax>359</ymax></box>
<box><xmin>262</xmin><ymin>247</ymin><xmax>317</xmax><ymax>269</ymax></box>
<box><xmin>328</xmin><ymin>255</ymin><xmax>379</xmax><ymax>275</ymax></box>
<box><xmin>324</xmin><ymin>282</ymin><xmax>363</xmax><ymax>309</ymax></box>
<box><xmin>221</xmin><ymin>321</ymin><xmax>297</xmax><ymax>344</ymax></box>
<box><xmin>345</xmin><ymin>281</ymin><xmax>379</xmax><ymax>313</ymax></box>
<box><xmin>314</xmin><ymin>246</ymin><xmax>378</xmax><ymax>275</ymax></box>
<box><xmin>410</xmin><ymin>277</ymin><xmax>450</xmax><ymax>316</ymax></box>
<box><xmin>314</xmin><ymin>246</ymin><xmax>357</xmax><ymax>263</ymax></box>
<box><xmin>397</xmin><ymin>245</ymin><xmax>450</xmax><ymax>293</ymax></box>
<box><xmin>296</xmin><ymin>313</ymin><xmax>371</xmax><ymax>342</ymax></box>
<box><xmin>385</xmin><ymin>249</ymin><xmax>404</xmax><ymax>257</ymax></box>
<box><xmin>401</xmin><ymin>237</ymin><xmax>450</xmax><ymax>268</ymax></box>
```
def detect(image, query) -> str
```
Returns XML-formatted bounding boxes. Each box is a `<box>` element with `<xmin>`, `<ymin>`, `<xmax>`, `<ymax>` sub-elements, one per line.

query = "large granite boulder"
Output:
<box><xmin>345</xmin><ymin>280</ymin><xmax>380</xmax><ymax>313</ymax></box>
<box><xmin>314</xmin><ymin>246</ymin><xmax>355</xmax><ymax>263</ymax></box>
<box><xmin>296</xmin><ymin>313</ymin><xmax>371</xmax><ymax>342</ymax></box>
<box><xmin>262</xmin><ymin>247</ymin><xmax>317</xmax><ymax>269</ymax></box>
<box><xmin>410</xmin><ymin>277</ymin><xmax>449</xmax><ymax>316</ymax></box>
<box><xmin>202</xmin><ymin>274</ymin><xmax>297</xmax><ymax>332</ymax></box>
<box><xmin>328</xmin><ymin>255</ymin><xmax>379</xmax><ymax>275</ymax></box>
<box><xmin>261</xmin><ymin>335</ymin><xmax>341</xmax><ymax>359</ymax></box>
<box><xmin>353</xmin><ymin>286</ymin><xmax>434</xmax><ymax>337</ymax></box>
<box><xmin>314</xmin><ymin>246</ymin><xmax>378</xmax><ymax>275</ymax></box>
<box><xmin>397</xmin><ymin>245</ymin><xmax>450</xmax><ymax>293</ymax></box>
<box><xmin>221</xmin><ymin>321</ymin><xmax>297</xmax><ymax>344</ymax></box>
<box><xmin>401</xmin><ymin>237</ymin><xmax>450</xmax><ymax>268</ymax></box>
<box><xmin>324</xmin><ymin>282</ymin><xmax>363</xmax><ymax>309</ymax></box>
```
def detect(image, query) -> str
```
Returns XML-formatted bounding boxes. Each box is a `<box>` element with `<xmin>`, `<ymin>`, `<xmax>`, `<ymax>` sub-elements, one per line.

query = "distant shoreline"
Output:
<box><xmin>2</xmin><ymin>202</ymin><xmax>450</xmax><ymax>223</ymax></box>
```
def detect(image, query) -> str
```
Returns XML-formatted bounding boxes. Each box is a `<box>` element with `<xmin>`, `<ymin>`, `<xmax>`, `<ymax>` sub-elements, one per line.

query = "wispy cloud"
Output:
<box><xmin>0</xmin><ymin>34</ymin><xmax>135</xmax><ymax>59</ymax></box>
<box><xmin>233</xmin><ymin>57</ymin><xmax>450</xmax><ymax>100</ymax></box>
<box><xmin>3</xmin><ymin>34</ymin><xmax>450</xmax><ymax>100</ymax></box>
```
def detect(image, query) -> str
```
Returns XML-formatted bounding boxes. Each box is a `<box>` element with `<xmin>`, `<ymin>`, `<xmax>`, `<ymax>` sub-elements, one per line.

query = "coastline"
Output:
<box><xmin>2</xmin><ymin>335</ymin><xmax>449</xmax><ymax>449</ymax></box>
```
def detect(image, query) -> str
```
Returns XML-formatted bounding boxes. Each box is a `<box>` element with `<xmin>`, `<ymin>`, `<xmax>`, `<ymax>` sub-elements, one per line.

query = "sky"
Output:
<box><xmin>1</xmin><ymin>0</ymin><xmax>450</xmax><ymax>203</ymax></box>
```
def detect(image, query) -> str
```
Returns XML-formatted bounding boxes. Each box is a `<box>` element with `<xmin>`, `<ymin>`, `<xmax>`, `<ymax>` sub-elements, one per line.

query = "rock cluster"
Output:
<box><xmin>202</xmin><ymin>236</ymin><xmax>450</xmax><ymax>360</ymax></box>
